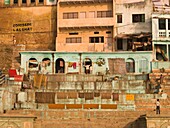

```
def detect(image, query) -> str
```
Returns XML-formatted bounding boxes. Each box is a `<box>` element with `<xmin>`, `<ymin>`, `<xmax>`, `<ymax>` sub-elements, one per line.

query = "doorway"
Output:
<box><xmin>83</xmin><ymin>58</ymin><xmax>92</xmax><ymax>74</ymax></box>
<box><xmin>55</xmin><ymin>58</ymin><xmax>65</xmax><ymax>73</ymax></box>
<box><xmin>126</xmin><ymin>58</ymin><xmax>135</xmax><ymax>73</ymax></box>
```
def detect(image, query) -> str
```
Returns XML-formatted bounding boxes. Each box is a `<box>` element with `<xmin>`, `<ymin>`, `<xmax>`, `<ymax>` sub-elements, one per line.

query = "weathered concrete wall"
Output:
<box><xmin>115</xmin><ymin>0</ymin><xmax>152</xmax><ymax>35</ymax></box>
<box><xmin>0</xmin><ymin>6</ymin><xmax>57</xmax><ymax>51</ymax></box>
<box><xmin>146</xmin><ymin>115</ymin><xmax>170</xmax><ymax>128</ymax></box>
<box><xmin>0</xmin><ymin>44</ymin><xmax>13</xmax><ymax>71</ymax></box>
<box><xmin>20</xmin><ymin>51</ymin><xmax>153</xmax><ymax>74</ymax></box>
<box><xmin>0</xmin><ymin>115</ymin><xmax>36</xmax><ymax>128</ymax></box>
<box><xmin>57</xmin><ymin>1</ymin><xmax>114</xmax><ymax>52</ymax></box>
<box><xmin>6</xmin><ymin>109</ymin><xmax>147</xmax><ymax>128</ymax></box>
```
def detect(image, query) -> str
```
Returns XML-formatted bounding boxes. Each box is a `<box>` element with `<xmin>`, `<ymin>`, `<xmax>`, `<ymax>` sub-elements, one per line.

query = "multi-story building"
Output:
<box><xmin>56</xmin><ymin>0</ymin><xmax>115</xmax><ymax>52</ymax></box>
<box><xmin>19</xmin><ymin>0</ymin><xmax>154</xmax><ymax>75</ymax></box>
<box><xmin>152</xmin><ymin>0</ymin><xmax>170</xmax><ymax>70</ymax></box>
<box><xmin>115</xmin><ymin>0</ymin><xmax>153</xmax><ymax>52</ymax></box>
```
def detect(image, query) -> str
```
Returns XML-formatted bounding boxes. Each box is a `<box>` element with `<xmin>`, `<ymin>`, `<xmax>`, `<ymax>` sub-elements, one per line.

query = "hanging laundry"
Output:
<box><xmin>72</xmin><ymin>62</ymin><xmax>77</xmax><ymax>69</ymax></box>
<box><xmin>68</xmin><ymin>62</ymin><xmax>73</xmax><ymax>67</ymax></box>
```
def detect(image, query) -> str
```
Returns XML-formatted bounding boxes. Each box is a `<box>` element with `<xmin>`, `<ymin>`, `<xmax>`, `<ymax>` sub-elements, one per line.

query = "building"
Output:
<box><xmin>152</xmin><ymin>0</ymin><xmax>170</xmax><ymax>71</ymax></box>
<box><xmin>20</xmin><ymin>0</ymin><xmax>154</xmax><ymax>75</ymax></box>
<box><xmin>115</xmin><ymin>0</ymin><xmax>153</xmax><ymax>52</ymax></box>
<box><xmin>56</xmin><ymin>0</ymin><xmax>115</xmax><ymax>52</ymax></box>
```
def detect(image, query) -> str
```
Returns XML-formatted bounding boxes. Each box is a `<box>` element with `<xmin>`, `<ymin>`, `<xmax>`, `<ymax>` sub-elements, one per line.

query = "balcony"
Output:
<box><xmin>58</xmin><ymin>18</ymin><xmax>114</xmax><ymax>28</ymax></box>
<box><xmin>153</xmin><ymin>30</ymin><xmax>170</xmax><ymax>41</ymax></box>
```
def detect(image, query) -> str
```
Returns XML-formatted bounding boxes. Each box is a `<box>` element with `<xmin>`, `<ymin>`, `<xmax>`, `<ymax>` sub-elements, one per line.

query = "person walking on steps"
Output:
<box><xmin>156</xmin><ymin>99</ymin><xmax>160</xmax><ymax>114</ymax></box>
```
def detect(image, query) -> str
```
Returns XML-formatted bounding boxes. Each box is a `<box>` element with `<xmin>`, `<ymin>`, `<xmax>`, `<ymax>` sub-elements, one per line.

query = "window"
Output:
<box><xmin>39</xmin><ymin>0</ymin><xmax>43</xmax><ymax>3</ymax></box>
<box><xmin>22</xmin><ymin>0</ymin><xmax>26</xmax><ymax>4</ymax></box>
<box><xmin>159</xmin><ymin>32</ymin><xmax>166</xmax><ymax>37</ymax></box>
<box><xmin>4</xmin><ymin>0</ymin><xmax>10</xmax><ymax>5</ymax></box>
<box><xmin>117</xmin><ymin>38</ymin><xmax>123</xmax><ymax>50</ymax></box>
<box><xmin>132</xmin><ymin>14</ymin><xmax>145</xmax><ymax>23</ymax></box>
<box><xmin>69</xmin><ymin>32</ymin><xmax>78</xmax><ymax>35</ymax></box>
<box><xmin>66</xmin><ymin>37</ymin><xmax>82</xmax><ymax>43</ymax></box>
<box><xmin>89</xmin><ymin>36</ymin><xmax>104</xmax><ymax>43</ymax></box>
<box><xmin>31</xmin><ymin>0</ymin><xmax>35</xmax><ymax>3</ymax></box>
<box><xmin>159</xmin><ymin>19</ymin><xmax>166</xmax><ymax>30</ymax></box>
<box><xmin>97</xmin><ymin>11</ymin><xmax>113</xmax><ymax>18</ymax></box>
<box><xmin>117</xmin><ymin>14</ymin><xmax>122</xmax><ymax>23</ymax></box>
<box><xmin>168</xmin><ymin>19</ymin><xmax>170</xmax><ymax>30</ymax></box>
<box><xmin>14</xmin><ymin>0</ymin><xmax>18</xmax><ymax>4</ymax></box>
<box><xmin>79</xmin><ymin>12</ymin><xmax>86</xmax><ymax>19</ymax></box>
<box><xmin>63</xmin><ymin>12</ymin><xmax>78</xmax><ymax>19</ymax></box>
<box><xmin>106</xmin><ymin>31</ymin><xmax>111</xmax><ymax>34</ymax></box>
<box><xmin>94</xmin><ymin>32</ymin><xmax>99</xmax><ymax>34</ymax></box>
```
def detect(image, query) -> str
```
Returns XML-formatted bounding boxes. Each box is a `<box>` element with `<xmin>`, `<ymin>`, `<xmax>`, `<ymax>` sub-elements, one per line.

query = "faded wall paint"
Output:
<box><xmin>115</xmin><ymin>0</ymin><xmax>152</xmax><ymax>35</ymax></box>
<box><xmin>0</xmin><ymin>7</ymin><xmax>57</xmax><ymax>51</ymax></box>
<box><xmin>57</xmin><ymin>0</ymin><xmax>115</xmax><ymax>52</ymax></box>
<box><xmin>146</xmin><ymin>116</ymin><xmax>170</xmax><ymax>128</ymax></box>
<box><xmin>20</xmin><ymin>51</ymin><xmax>153</xmax><ymax>74</ymax></box>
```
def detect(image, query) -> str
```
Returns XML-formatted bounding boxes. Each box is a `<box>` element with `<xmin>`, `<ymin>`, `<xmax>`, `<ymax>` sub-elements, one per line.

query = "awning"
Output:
<box><xmin>115</xmin><ymin>33</ymin><xmax>152</xmax><ymax>39</ymax></box>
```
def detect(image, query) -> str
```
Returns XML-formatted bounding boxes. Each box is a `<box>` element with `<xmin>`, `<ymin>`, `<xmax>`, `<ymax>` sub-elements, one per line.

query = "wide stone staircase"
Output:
<box><xmin>2</xmin><ymin>73</ymin><xmax>170</xmax><ymax>128</ymax></box>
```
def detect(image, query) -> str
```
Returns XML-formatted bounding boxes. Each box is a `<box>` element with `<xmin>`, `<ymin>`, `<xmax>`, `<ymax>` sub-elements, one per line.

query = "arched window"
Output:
<box><xmin>83</xmin><ymin>58</ymin><xmax>92</xmax><ymax>74</ymax></box>
<box><xmin>126</xmin><ymin>58</ymin><xmax>135</xmax><ymax>73</ymax></box>
<box><xmin>28</xmin><ymin>58</ymin><xmax>38</xmax><ymax>70</ymax></box>
<box><xmin>55</xmin><ymin>58</ymin><xmax>65</xmax><ymax>73</ymax></box>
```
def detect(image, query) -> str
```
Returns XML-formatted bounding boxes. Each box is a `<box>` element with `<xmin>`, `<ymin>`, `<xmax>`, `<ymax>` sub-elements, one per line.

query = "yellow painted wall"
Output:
<box><xmin>0</xmin><ymin>6</ymin><xmax>57</xmax><ymax>50</ymax></box>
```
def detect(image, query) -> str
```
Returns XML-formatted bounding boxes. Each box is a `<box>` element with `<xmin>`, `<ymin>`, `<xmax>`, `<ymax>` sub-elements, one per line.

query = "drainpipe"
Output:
<box><xmin>79</xmin><ymin>53</ymin><xmax>82</xmax><ymax>74</ymax></box>
<box><xmin>52</xmin><ymin>53</ymin><xmax>54</xmax><ymax>74</ymax></box>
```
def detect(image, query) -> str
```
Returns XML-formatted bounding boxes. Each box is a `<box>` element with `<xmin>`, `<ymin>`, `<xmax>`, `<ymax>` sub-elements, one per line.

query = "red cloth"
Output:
<box><xmin>9</xmin><ymin>69</ymin><xmax>17</xmax><ymax>77</ymax></box>
<box><xmin>9</xmin><ymin>69</ymin><xmax>23</xmax><ymax>81</ymax></box>
<box><xmin>73</xmin><ymin>62</ymin><xmax>76</xmax><ymax>69</ymax></box>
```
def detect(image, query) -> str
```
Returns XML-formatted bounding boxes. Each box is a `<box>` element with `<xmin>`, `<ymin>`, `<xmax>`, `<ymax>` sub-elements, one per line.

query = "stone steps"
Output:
<box><xmin>6</xmin><ymin>110</ymin><xmax>147</xmax><ymax>128</ymax></box>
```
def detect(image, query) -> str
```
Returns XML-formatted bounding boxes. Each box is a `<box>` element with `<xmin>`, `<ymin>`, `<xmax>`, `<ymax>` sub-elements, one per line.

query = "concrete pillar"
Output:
<box><xmin>166</xmin><ymin>19</ymin><xmax>169</xmax><ymax>37</ymax></box>
<box><xmin>167</xmin><ymin>44</ymin><xmax>169</xmax><ymax>60</ymax></box>
<box><xmin>10</xmin><ymin>0</ymin><xmax>13</xmax><ymax>6</ymax></box>
<box><xmin>27</xmin><ymin>0</ymin><xmax>30</xmax><ymax>6</ymax></box>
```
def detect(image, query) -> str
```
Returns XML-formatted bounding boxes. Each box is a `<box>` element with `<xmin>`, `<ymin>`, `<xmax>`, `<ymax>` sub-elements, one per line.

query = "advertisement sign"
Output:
<box><xmin>13</xmin><ymin>22</ymin><xmax>32</xmax><ymax>32</ymax></box>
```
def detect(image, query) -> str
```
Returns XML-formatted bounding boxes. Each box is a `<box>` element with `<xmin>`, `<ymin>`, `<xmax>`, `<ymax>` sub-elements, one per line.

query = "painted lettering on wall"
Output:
<box><xmin>13</xmin><ymin>22</ymin><xmax>32</xmax><ymax>32</ymax></box>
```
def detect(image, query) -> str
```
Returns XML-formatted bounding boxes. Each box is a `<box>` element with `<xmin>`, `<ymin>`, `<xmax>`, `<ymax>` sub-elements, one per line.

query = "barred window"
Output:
<box><xmin>159</xmin><ymin>19</ymin><xmax>166</xmax><ymax>30</ymax></box>
<box><xmin>63</xmin><ymin>12</ymin><xmax>78</xmax><ymax>19</ymax></box>
<box><xmin>117</xmin><ymin>14</ymin><xmax>122</xmax><ymax>23</ymax></box>
<box><xmin>66</xmin><ymin>37</ymin><xmax>82</xmax><ymax>43</ymax></box>
<box><xmin>97</xmin><ymin>11</ymin><xmax>113</xmax><ymax>18</ymax></box>
<box><xmin>89</xmin><ymin>36</ymin><xmax>104</xmax><ymax>43</ymax></box>
<box><xmin>132</xmin><ymin>14</ymin><xmax>145</xmax><ymax>23</ymax></box>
